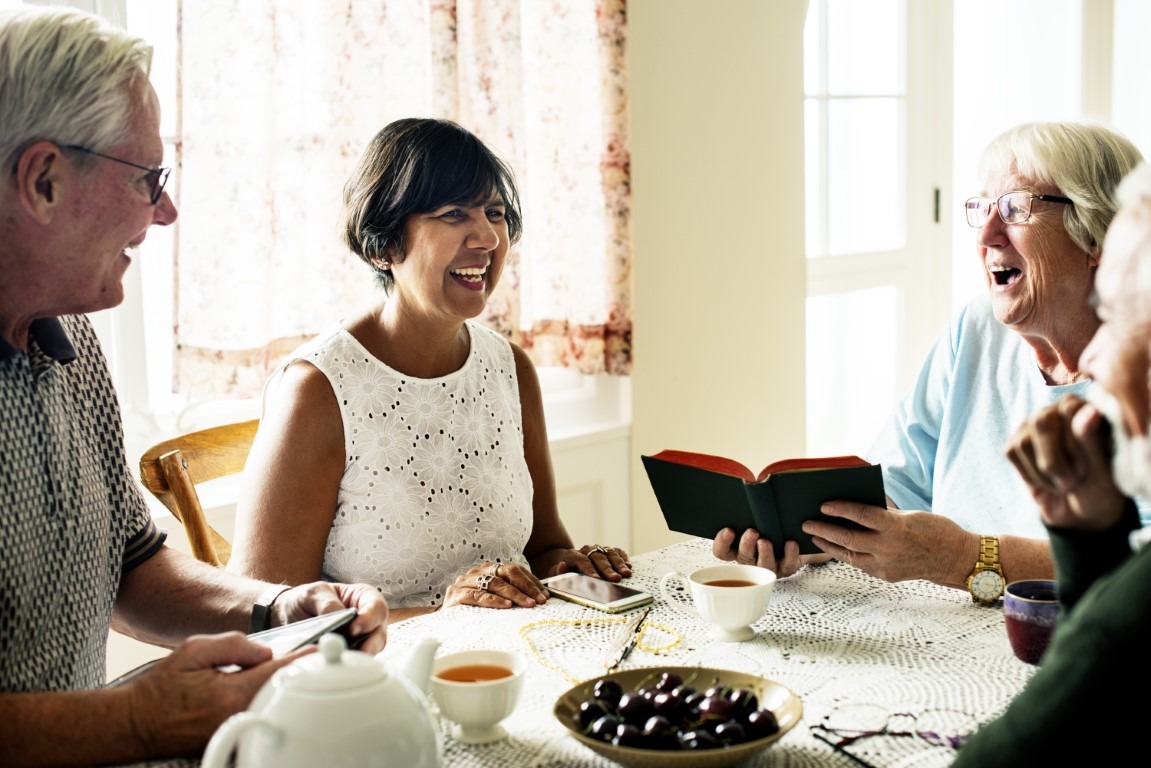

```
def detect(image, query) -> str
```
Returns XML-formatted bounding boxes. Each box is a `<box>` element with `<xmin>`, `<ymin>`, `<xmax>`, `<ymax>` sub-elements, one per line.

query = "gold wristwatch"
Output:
<box><xmin>966</xmin><ymin>536</ymin><xmax>1005</xmax><ymax>604</ymax></box>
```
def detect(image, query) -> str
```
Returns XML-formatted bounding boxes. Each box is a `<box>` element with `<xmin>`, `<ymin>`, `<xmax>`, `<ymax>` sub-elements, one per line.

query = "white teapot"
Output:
<box><xmin>202</xmin><ymin>634</ymin><xmax>443</xmax><ymax>768</ymax></box>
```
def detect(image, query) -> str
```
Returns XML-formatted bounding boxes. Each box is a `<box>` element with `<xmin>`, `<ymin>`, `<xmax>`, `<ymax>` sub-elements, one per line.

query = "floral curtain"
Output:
<box><xmin>174</xmin><ymin>0</ymin><xmax>631</xmax><ymax>399</ymax></box>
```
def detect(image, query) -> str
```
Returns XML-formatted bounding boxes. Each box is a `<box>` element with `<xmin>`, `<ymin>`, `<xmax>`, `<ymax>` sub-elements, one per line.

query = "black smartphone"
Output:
<box><xmin>541</xmin><ymin>573</ymin><xmax>653</xmax><ymax>613</ymax></box>
<box><xmin>247</xmin><ymin>607</ymin><xmax>358</xmax><ymax>656</ymax></box>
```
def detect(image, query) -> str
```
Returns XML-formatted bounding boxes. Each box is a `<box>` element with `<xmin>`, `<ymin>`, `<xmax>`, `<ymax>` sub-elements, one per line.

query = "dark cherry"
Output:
<box><xmin>655</xmin><ymin>671</ymin><xmax>683</xmax><ymax>692</ymax></box>
<box><xmin>727</xmin><ymin>687</ymin><xmax>759</xmax><ymax>719</ymax></box>
<box><xmin>652</xmin><ymin>690</ymin><xmax>687</xmax><ymax>724</ymax></box>
<box><xmin>612</xmin><ymin>723</ymin><xmax>645</xmax><ymax>748</ymax></box>
<box><xmin>679</xmin><ymin>728</ymin><xmax>722</xmax><ymax>750</ymax></box>
<box><xmin>593</xmin><ymin>679</ymin><xmax>623</xmax><ymax>711</ymax></box>
<box><xmin>714</xmin><ymin>720</ymin><xmax>747</xmax><ymax>744</ymax></box>
<box><xmin>617</xmin><ymin>691</ymin><xmax>655</xmax><ymax>726</ymax></box>
<box><xmin>642</xmin><ymin>715</ymin><xmax>680</xmax><ymax>749</ymax></box>
<box><xmin>697</xmin><ymin>695</ymin><xmax>736</xmax><ymax>723</ymax></box>
<box><xmin>577</xmin><ymin>699</ymin><xmax>610</xmax><ymax>730</ymax></box>
<box><xmin>589</xmin><ymin>714</ymin><xmax>622</xmax><ymax>742</ymax></box>
<box><xmin>745</xmin><ymin>708</ymin><xmax>781</xmax><ymax>740</ymax></box>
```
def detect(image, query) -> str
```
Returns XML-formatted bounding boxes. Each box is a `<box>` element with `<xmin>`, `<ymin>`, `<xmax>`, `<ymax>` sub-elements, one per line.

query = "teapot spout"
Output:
<box><xmin>401</xmin><ymin>636</ymin><xmax>441</xmax><ymax>695</ymax></box>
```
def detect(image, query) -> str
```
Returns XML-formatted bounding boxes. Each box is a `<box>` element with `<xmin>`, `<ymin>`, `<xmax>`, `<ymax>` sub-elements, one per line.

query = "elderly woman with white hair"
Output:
<box><xmin>715</xmin><ymin>121</ymin><xmax>1148</xmax><ymax>601</ymax></box>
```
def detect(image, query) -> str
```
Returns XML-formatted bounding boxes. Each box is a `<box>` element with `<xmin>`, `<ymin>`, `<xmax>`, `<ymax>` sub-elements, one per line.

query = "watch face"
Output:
<box><xmin>970</xmin><ymin>569</ymin><xmax>1005</xmax><ymax>601</ymax></box>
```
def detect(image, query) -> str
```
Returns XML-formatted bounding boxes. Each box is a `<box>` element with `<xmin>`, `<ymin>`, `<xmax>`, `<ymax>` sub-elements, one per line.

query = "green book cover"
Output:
<box><xmin>641</xmin><ymin>451</ymin><xmax>886</xmax><ymax>559</ymax></box>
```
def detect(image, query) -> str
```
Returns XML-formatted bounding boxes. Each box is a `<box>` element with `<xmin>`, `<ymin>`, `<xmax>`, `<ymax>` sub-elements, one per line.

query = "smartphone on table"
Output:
<box><xmin>541</xmin><ymin>572</ymin><xmax>654</xmax><ymax>613</ymax></box>
<box><xmin>247</xmin><ymin>607</ymin><xmax>359</xmax><ymax>656</ymax></box>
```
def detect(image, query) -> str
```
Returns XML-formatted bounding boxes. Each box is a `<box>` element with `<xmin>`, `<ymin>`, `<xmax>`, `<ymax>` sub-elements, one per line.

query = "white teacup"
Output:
<box><xmin>660</xmin><ymin>564</ymin><xmax>776</xmax><ymax>642</ymax></box>
<box><xmin>429</xmin><ymin>649</ymin><xmax>525</xmax><ymax>744</ymax></box>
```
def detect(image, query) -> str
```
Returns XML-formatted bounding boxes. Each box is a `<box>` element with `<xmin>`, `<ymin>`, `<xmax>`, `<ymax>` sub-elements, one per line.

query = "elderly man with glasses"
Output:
<box><xmin>715</xmin><ymin>122</ymin><xmax>1150</xmax><ymax>602</ymax></box>
<box><xmin>0</xmin><ymin>7</ymin><xmax>388</xmax><ymax>765</ymax></box>
<box><xmin>953</xmin><ymin>160</ymin><xmax>1151</xmax><ymax>763</ymax></box>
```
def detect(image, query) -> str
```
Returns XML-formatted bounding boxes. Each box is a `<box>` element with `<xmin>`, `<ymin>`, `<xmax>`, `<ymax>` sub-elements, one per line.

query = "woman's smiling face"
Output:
<box><xmin>975</xmin><ymin>168</ymin><xmax>1099</xmax><ymax>338</ymax></box>
<box><xmin>388</xmin><ymin>195</ymin><xmax>509</xmax><ymax>323</ymax></box>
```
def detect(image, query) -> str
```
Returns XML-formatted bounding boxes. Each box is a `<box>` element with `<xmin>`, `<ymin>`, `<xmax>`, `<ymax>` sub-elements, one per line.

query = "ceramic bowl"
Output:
<box><xmin>553</xmin><ymin>666</ymin><xmax>802</xmax><ymax>768</ymax></box>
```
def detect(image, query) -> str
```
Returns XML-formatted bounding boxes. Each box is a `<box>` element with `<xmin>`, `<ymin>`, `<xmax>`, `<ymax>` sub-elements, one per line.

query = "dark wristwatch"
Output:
<box><xmin>966</xmin><ymin>536</ymin><xmax>1005</xmax><ymax>604</ymax></box>
<box><xmin>250</xmin><ymin>584</ymin><xmax>291</xmax><ymax>633</ymax></box>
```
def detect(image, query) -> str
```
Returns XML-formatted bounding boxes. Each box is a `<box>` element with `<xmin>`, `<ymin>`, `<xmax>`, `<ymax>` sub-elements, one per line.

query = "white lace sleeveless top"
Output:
<box><xmin>290</xmin><ymin>321</ymin><xmax>533</xmax><ymax>608</ymax></box>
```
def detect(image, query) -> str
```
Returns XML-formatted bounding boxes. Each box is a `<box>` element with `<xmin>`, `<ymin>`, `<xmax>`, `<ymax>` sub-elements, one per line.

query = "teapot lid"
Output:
<box><xmin>279</xmin><ymin>634</ymin><xmax>387</xmax><ymax>692</ymax></box>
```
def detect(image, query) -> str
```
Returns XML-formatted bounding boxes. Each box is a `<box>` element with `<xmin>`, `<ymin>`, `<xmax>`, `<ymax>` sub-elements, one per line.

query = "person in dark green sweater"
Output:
<box><xmin>954</xmin><ymin>161</ymin><xmax>1151</xmax><ymax>764</ymax></box>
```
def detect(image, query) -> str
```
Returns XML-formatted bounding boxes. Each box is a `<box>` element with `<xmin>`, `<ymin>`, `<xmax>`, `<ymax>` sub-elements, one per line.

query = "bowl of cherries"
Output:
<box><xmin>553</xmin><ymin>666</ymin><xmax>802</xmax><ymax>768</ymax></box>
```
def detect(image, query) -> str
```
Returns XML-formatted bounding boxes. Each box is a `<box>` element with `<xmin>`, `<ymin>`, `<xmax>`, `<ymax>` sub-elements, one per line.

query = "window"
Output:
<box><xmin>68</xmin><ymin>0</ymin><xmax>633</xmax><ymax>463</ymax></box>
<box><xmin>803</xmin><ymin>0</ymin><xmax>951</xmax><ymax>456</ymax></box>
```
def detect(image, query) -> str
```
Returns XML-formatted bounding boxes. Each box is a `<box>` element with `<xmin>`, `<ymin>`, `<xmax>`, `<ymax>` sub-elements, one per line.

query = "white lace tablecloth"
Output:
<box><xmin>385</xmin><ymin>539</ymin><xmax>1033</xmax><ymax>768</ymax></box>
<box><xmin>137</xmin><ymin>539</ymin><xmax>1036</xmax><ymax>768</ymax></box>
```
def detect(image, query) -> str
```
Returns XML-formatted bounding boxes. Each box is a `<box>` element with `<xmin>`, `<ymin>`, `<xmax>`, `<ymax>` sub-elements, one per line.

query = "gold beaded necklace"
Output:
<box><xmin>518</xmin><ymin>615</ymin><xmax>683</xmax><ymax>684</ymax></box>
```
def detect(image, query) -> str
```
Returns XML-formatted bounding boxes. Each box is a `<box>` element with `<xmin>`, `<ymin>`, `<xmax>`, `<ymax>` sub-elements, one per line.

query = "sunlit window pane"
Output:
<box><xmin>804</xmin><ymin>99</ymin><xmax>823</xmax><ymax>256</ymax></box>
<box><xmin>827</xmin><ymin>98</ymin><xmax>903</xmax><ymax>255</ymax></box>
<box><xmin>126</xmin><ymin>0</ymin><xmax>177</xmax><ymax>137</ymax></box>
<box><xmin>806</xmin><ymin>287</ymin><xmax>899</xmax><ymax>456</ymax></box>
<box><xmin>1112</xmin><ymin>0</ymin><xmax>1151</xmax><ymax>163</ymax></box>
<box><xmin>803</xmin><ymin>0</ymin><xmax>822</xmax><ymax>95</ymax></box>
<box><xmin>827</xmin><ymin>0</ymin><xmax>901</xmax><ymax>95</ymax></box>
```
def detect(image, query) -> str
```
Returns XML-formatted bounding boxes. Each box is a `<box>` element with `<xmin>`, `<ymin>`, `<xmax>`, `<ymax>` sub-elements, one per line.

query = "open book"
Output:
<box><xmin>641</xmin><ymin>451</ymin><xmax>886</xmax><ymax>559</ymax></box>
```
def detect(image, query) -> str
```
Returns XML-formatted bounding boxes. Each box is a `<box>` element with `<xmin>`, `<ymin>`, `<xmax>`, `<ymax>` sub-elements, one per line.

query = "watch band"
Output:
<box><xmin>977</xmin><ymin>535</ymin><xmax>1000</xmax><ymax>569</ymax></box>
<box><xmin>250</xmin><ymin>584</ymin><xmax>292</xmax><ymax>633</ymax></box>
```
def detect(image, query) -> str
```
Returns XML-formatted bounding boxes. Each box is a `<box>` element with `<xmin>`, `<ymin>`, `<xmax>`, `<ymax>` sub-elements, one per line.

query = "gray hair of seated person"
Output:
<box><xmin>1111</xmin><ymin>162</ymin><xmax>1151</xmax><ymax>310</ymax></box>
<box><xmin>342</xmin><ymin>117</ymin><xmax>523</xmax><ymax>294</ymax></box>
<box><xmin>0</xmin><ymin>6</ymin><xmax>153</xmax><ymax>179</ymax></box>
<box><xmin>977</xmin><ymin>121</ymin><xmax>1143</xmax><ymax>256</ymax></box>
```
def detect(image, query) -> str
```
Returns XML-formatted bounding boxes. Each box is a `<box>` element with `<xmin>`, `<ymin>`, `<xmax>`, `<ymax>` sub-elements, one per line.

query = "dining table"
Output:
<box><xmin>138</xmin><ymin>537</ymin><xmax>1038</xmax><ymax>768</ymax></box>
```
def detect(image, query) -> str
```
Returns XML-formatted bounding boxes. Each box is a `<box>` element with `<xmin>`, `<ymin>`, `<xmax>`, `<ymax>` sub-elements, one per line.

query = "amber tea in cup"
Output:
<box><xmin>434</xmin><ymin>664</ymin><xmax>514</xmax><ymax>683</ymax></box>
<box><xmin>430</xmin><ymin>649</ymin><xmax>525</xmax><ymax>744</ymax></box>
<box><xmin>704</xmin><ymin>579</ymin><xmax>758</xmax><ymax>587</ymax></box>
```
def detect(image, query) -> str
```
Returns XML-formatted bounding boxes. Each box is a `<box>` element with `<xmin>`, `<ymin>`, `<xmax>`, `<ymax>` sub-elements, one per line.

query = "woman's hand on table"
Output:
<box><xmin>443</xmin><ymin>562</ymin><xmax>548</xmax><ymax>609</ymax></box>
<box><xmin>712</xmin><ymin>527</ymin><xmax>831</xmax><ymax>577</ymax></box>
<box><xmin>546</xmin><ymin>545</ymin><xmax>634</xmax><ymax>581</ymax></box>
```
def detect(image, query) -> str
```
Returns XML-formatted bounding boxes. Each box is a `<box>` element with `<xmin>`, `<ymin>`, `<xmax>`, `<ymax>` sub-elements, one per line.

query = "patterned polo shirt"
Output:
<box><xmin>1</xmin><ymin>315</ymin><xmax>164</xmax><ymax>693</ymax></box>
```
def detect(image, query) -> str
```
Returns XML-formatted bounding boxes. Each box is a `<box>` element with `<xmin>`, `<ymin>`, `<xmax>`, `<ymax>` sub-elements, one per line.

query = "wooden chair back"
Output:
<box><xmin>138</xmin><ymin>419</ymin><xmax>260</xmax><ymax>566</ymax></box>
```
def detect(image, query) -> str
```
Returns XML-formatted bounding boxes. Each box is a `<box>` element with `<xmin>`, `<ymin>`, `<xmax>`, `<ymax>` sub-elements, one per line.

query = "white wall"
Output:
<box><xmin>628</xmin><ymin>0</ymin><xmax>809</xmax><ymax>553</ymax></box>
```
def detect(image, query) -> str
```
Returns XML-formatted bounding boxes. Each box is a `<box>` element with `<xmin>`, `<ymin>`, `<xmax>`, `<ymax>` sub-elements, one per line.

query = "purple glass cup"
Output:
<box><xmin>1004</xmin><ymin>579</ymin><xmax>1060</xmax><ymax>665</ymax></box>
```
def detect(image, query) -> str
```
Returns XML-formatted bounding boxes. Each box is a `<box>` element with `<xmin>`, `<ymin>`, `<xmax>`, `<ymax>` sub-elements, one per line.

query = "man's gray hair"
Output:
<box><xmin>1112</xmin><ymin>162</ymin><xmax>1151</xmax><ymax>306</ymax></box>
<box><xmin>1116</xmin><ymin>162</ymin><xmax>1151</xmax><ymax>209</ymax></box>
<box><xmin>978</xmin><ymin>121</ymin><xmax>1143</xmax><ymax>255</ymax></box>
<box><xmin>0</xmin><ymin>6</ymin><xmax>152</xmax><ymax>173</ymax></box>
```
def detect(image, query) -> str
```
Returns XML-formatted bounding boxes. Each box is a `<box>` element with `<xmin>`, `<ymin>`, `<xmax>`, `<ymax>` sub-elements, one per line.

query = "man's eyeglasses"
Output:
<box><xmin>810</xmin><ymin>702</ymin><xmax>975</xmax><ymax>768</ymax></box>
<box><xmin>61</xmin><ymin>144</ymin><xmax>171</xmax><ymax>205</ymax></box>
<box><xmin>964</xmin><ymin>190</ymin><xmax>1073</xmax><ymax>228</ymax></box>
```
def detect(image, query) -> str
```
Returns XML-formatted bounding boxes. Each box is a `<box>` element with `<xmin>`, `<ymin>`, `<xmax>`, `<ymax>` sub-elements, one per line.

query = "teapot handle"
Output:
<box><xmin>202</xmin><ymin>712</ymin><xmax>281</xmax><ymax>768</ymax></box>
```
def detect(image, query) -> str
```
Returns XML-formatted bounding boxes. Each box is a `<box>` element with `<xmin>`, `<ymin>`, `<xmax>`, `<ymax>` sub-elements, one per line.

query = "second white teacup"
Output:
<box><xmin>430</xmin><ymin>649</ymin><xmax>525</xmax><ymax>744</ymax></box>
<box><xmin>660</xmin><ymin>564</ymin><xmax>776</xmax><ymax>642</ymax></box>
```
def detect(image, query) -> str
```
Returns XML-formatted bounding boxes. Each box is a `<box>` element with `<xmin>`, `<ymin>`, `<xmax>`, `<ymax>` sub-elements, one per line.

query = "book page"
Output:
<box><xmin>756</xmin><ymin>455</ymin><xmax>870</xmax><ymax>483</ymax></box>
<box><xmin>647</xmin><ymin>450</ymin><xmax>755</xmax><ymax>482</ymax></box>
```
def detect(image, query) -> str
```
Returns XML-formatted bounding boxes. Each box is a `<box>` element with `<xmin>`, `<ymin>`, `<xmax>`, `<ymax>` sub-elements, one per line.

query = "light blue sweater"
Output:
<box><xmin>865</xmin><ymin>294</ymin><xmax>1097</xmax><ymax>537</ymax></box>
